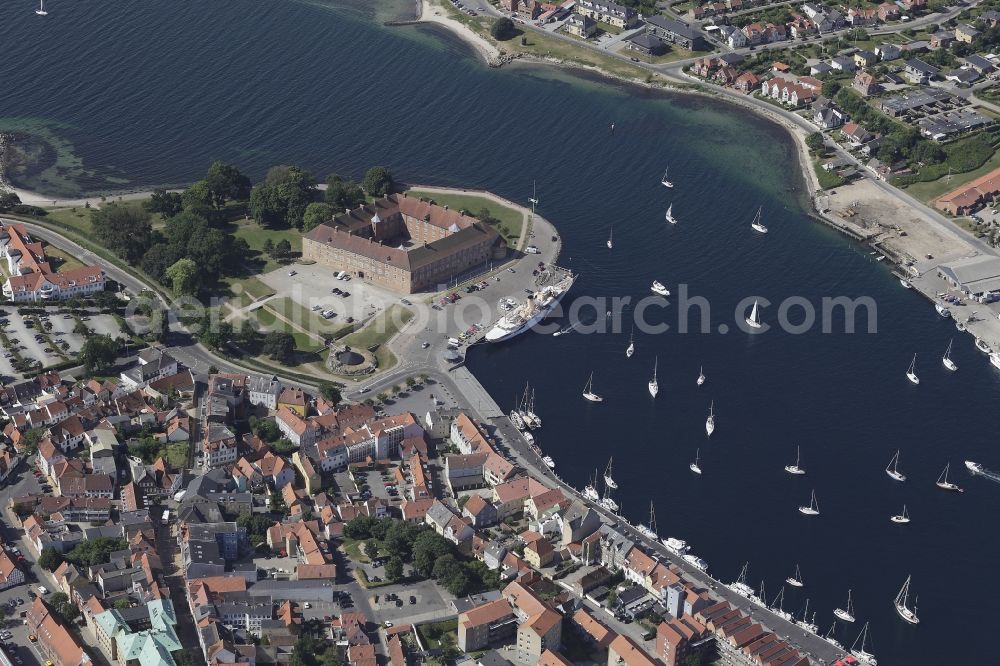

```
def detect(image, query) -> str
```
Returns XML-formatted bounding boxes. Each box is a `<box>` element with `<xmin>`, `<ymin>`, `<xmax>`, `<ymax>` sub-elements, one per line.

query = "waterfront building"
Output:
<box><xmin>575</xmin><ymin>0</ymin><xmax>637</xmax><ymax>28</ymax></box>
<box><xmin>565</xmin><ymin>13</ymin><xmax>598</xmax><ymax>38</ymax></box>
<box><xmin>302</xmin><ymin>193</ymin><xmax>506</xmax><ymax>294</ymax></box>
<box><xmin>645</xmin><ymin>16</ymin><xmax>707</xmax><ymax>50</ymax></box>
<box><xmin>0</xmin><ymin>222</ymin><xmax>106</xmax><ymax>302</ymax></box>
<box><xmin>937</xmin><ymin>167</ymin><xmax>1000</xmax><ymax>216</ymax></box>
<box><xmin>625</xmin><ymin>31</ymin><xmax>666</xmax><ymax>56</ymax></box>
<box><xmin>937</xmin><ymin>254</ymin><xmax>1000</xmax><ymax>297</ymax></box>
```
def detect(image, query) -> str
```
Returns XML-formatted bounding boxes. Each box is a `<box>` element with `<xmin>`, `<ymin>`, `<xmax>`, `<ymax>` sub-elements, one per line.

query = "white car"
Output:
<box><xmin>304</xmin><ymin>602</ymin><xmax>312</xmax><ymax>609</ymax></box>
<box><xmin>288</xmin><ymin>270</ymin><xmax>297</xmax><ymax>276</ymax></box>
<box><xmin>421</xmin><ymin>342</ymin><xmax>430</xmax><ymax>349</ymax></box>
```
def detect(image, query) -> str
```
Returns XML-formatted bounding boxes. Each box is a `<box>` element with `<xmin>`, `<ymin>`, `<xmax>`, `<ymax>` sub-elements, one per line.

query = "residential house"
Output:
<box><xmin>246</xmin><ymin>374</ymin><xmax>282</xmax><ymax>409</ymax></box>
<box><xmin>565</xmin><ymin>13</ymin><xmax>597</xmax><ymax>38</ymax></box>
<box><xmin>853</xmin><ymin>70</ymin><xmax>880</xmax><ymax>96</ymax></box>
<box><xmin>656</xmin><ymin>617</ymin><xmax>710</xmax><ymax>666</ymax></box>
<box><xmin>733</xmin><ymin>71</ymin><xmax>760</xmax><ymax>93</ymax></box>
<box><xmin>625</xmin><ymin>31</ymin><xmax>666</xmax><ymax>56</ymax></box>
<box><xmin>854</xmin><ymin>49</ymin><xmax>878</xmax><ymax>68</ymax></box>
<box><xmin>575</xmin><ymin>0</ymin><xmax>637</xmax><ymax>28</ymax></box>
<box><xmin>929</xmin><ymin>30</ymin><xmax>954</xmax><ymax>48</ymax></box>
<box><xmin>457</xmin><ymin>599</ymin><xmax>518</xmax><ymax>652</ymax></box>
<box><xmin>847</xmin><ymin>7</ymin><xmax>878</xmax><ymax>26</ymax></box>
<box><xmin>956</xmin><ymin>23</ymin><xmax>980</xmax><ymax>43</ymax></box>
<box><xmin>876</xmin><ymin>43</ymin><xmax>902</xmax><ymax>61</ymax></box>
<box><xmin>965</xmin><ymin>54</ymin><xmax>996</xmax><ymax>75</ymax></box>
<box><xmin>877</xmin><ymin>1</ymin><xmax>899</xmax><ymax>21</ymax></box>
<box><xmin>841</xmin><ymin>122</ymin><xmax>874</xmax><ymax>146</ymax></box>
<box><xmin>607</xmin><ymin>634</ymin><xmax>658</xmax><ymax>666</ymax></box>
<box><xmin>905</xmin><ymin>58</ymin><xmax>939</xmax><ymax>83</ymax></box>
<box><xmin>502</xmin><ymin>581</ymin><xmax>562</xmax><ymax>664</ymax></box>
<box><xmin>646</xmin><ymin>16</ymin><xmax>706</xmax><ymax>50</ymax></box>
<box><xmin>830</xmin><ymin>56</ymin><xmax>856</xmax><ymax>72</ymax></box>
<box><xmin>0</xmin><ymin>550</ymin><xmax>24</xmax><ymax>590</ymax></box>
<box><xmin>203</xmin><ymin>424</ymin><xmax>238</xmax><ymax>468</ymax></box>
<box><xmin>719</xmin><ymin>25</ymin><xmax>746</xmax><ymax>48</ymax></box>
<box><xmin>463</xmin><ymin>495</ymin><xmax>499</xmax><ymax>528</ymax></box>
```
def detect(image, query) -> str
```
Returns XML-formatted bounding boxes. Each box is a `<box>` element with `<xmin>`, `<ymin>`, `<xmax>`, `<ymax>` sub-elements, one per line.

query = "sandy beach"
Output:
<box><xmin>418</xmin><ymin>0</ymin><xmax>500</xmax><ymax>62</ymax></box>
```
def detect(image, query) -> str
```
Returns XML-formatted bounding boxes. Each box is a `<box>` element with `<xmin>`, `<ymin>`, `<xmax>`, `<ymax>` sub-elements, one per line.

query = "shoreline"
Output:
<box><xmin>414</xmin><ymin>0</ymin><xmax>499</xmax><ymax>62</ymax></box>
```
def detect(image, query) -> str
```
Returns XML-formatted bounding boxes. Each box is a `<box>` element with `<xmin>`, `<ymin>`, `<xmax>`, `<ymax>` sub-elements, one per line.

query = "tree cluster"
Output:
<box><xmin>64</xmin><ymin>537</ymin><xmax>128</xmax><ymax>567</ymax></box>
<box><xmin>249</xmin><ymin>166</ymin><xmax>318</xmax><ymax>229</ymax></box>
<box><xmin>79</xmin><ymin>334</ymin><xmax>122</xmax><ymax>374</ymax></box>
<box><xmin>48</xmin><ymin>592</ymin><xmax>81</xmax><ymax>623</ymax></box>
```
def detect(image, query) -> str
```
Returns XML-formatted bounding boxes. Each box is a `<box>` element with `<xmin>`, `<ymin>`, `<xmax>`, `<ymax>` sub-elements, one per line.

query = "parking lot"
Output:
<box><xmin>0</xmin><ymin>580</ymin><xmax>37</xmax><ymax>666</ymax></box>
<box><xmin>259</xmin><ymin>263</ymin><xmax>405</xmax><ymax>325</ymax></box>
<box><xmin>0</xmin><ymin>308</ymin><xmax>124</xmax><ymax>380</ymax></box>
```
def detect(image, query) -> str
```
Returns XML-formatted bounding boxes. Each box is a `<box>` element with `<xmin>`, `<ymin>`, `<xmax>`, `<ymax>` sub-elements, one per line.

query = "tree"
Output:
<box><xmin>79</xmin><ymin>335</ymin><xmax>121</xmax><ymax>374</ymax></box>
<box><xmin>205</xmin><ymin>160</ymin><xmax>251</xmax><ymax>207</ymax></box>
<box><xmin>251</xmin><ymin>417</ymin><xmax>281</xmax><ymax>442</ymax></box>
<box><xmin>385</xmin><ymin>556</ymin><xmax>404</xmax><ymax>582</ymax></box>
<box><xmin>0</xmin><ymin>189</ymin><xmax>21</xmax><ymax>211</ymax></box>
<box><xmin>275</xmin><ymin>238</ymin><xmax>292</xmax><ymax>258</ymax></box>
<box><xmin>325</xmin><ymin>174</ymin><xmax>366</xmax><ymax>210</ymax></box>
<box><xmin>364</xmin><ymin>539</ymin><xmax>380</xmax><ymax>559</ymax></box>
<box><xmin>318</xmin><ymin>382</ymin><xmax>342</xmax><ymax>406</ymax></box>
<box><xmin>249</xmin><ymin>182</ymin><xmax>285</xmax><ymax>227</ymax></box>
<box><xmin>145</xmin><ymin>189</ymin><xmax>184</xmax><ymax>218</ymax></box>
<box><xmin>405</xmin><ymin>376</ymin><xmax>416</xmax><ymax>388</ymax></box>
<box><xmin>165</xmin><ymin>258</ymin><xmax>199</xmax><ymax>296</ymax></box>
<box><xmin>821</xmin><ymin>79</ymin><xmax>842</xmax><ymax>99</ymax></box>
<box><xmin>261</xmin><ymin>331</ymin><xmax>295</xmax><ymax>362</ymax></box>
<box><xmin>38</xmin><ymin>547</ymin><xmax>63</xmax><ymax>571</ymax></box>
<box><xmin>491</xmin><ymin>16</ymin><xmax>516</xmax><ymax>40</ymax></box>
<box><xmin>263</xmin><ymin>238</ymin><xmax>274</xmax><ymax>256</ymax></box>
<box><xmin>361</xmin><ymin>166</ymin><xmax>394</xmax><ymax>197</ymax></box>
<box><xmin>199</xmin><ymin>318</ymin><xmax>234</xmax><ymax>351</ymax></box>
<box><xmin>65</xmin><ymin>537</ymin><xmax>128</xmax><ymax>566</ymax></box>
<box><xmin>20</xmin><ymin>427</ymin><xmax>45</xmax><ymax>455</ymax></box>
<box><xmin>181</xmin><ymin>180</ymin><xmax>215</xmax><ymax>217</ymax></box>
<box><xmin>91</xmin><ymin>204</ymin><xmax>153</xmax><ymax>263</ymax></box>
<box><xmin>344</xmin><ymin>516</ymin><xmax>379</xmax><ymax>540</ymax></box>
<box><xmin>805</xmin><ymin>132</ymin><xmax>825</xmax><ymax>152</ymax></box>
<box><xmin>114</xmin><ymin>599</ymin><xmax>131</xmax><ymax>610</ymax></box>
<box><xmin>302</xmin><ymin>202</ymin><xmax>334</xmax><ymax>232</ymax></box>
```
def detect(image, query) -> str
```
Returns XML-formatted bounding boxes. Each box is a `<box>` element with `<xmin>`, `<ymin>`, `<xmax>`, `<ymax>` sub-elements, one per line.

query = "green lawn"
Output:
<box><xmin>43</xmin><ymin>244</ymin><xmax>85</xmax><ymax>272</ymax></box>
<box><xmin>164</xmin><ymin>442</ymin><xmax>189</xmax><ymax>469</ymax></box>
<box><xmin>904</xmin><ymin>147</ymin><xmax>1000</xmax><ymax>203</ymax></box>
<box><xmin>341</xmin><ymin>538</ymin><xmax>370</xmax><ymax>563</ymax></box>
<box><xmin>263</xmin><ymin>297</ymin><xmax>346</xmax><ymax>337</ymax></box>
<box><xmin>415</xmin><ymin>619</ymin><xmax>458</xmax><ymax>650</ymax></box>
<box><xmin>407</xmin><ymin>189</ymin><xmax>524</xmax><ymax>245</ymax></box>
<box><xmin>814</xmin><ymin>160</ymin><xmax>846</xmax><ymax>190</ymax></box>
<box><xmin>253</xmin><ymin>306</ymin><xmax>326</xmax><ymax>353</ymax></box>
<box><xmin>231</xmin><ymin>222</ymin><xmax>303</xmax><ymax>273</ymax></box>
<box><xmin>223</xmin><ymin>276</ymin><xmax>277</xmax><ymax>305</ymax></box>
<box><xmin>42</xmin><ymin>207</ymin><xmax>93</xmax><ymax>235</ymax></box>
<box><xmin>339</xmin><ymin>305</ymin><xmax>413</xmax><ymax>370</ymax></box>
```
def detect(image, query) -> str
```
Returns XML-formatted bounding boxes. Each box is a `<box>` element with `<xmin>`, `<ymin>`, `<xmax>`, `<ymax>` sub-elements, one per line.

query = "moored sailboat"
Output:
<box><xmin>582</xmin><ymin>469</ymin><xmax>600</xmax><ymax>501</ymax></box>
<box><xmin>886</xmin><ymin>450</ymin><xmax>906</xmax><ymax>482</ymax></box>
<box><xmin>625</xmin><ymin>326</ymin><xmax>634</xmax><ymax>358</ymax></box>
<box><xmin>603</xmin><ymin>458</ymin><xmax>618</xmax><ymax>490</ymax></box>
<box><xmin>689</xmin><ymin>448</ymin><xmax>702</xmax><ymax>475</ymax></box>
<box><xmin>785</xmin><ymin>564</ymin><xmax>803</xmax><ymax>588</ymax></box>
<box><xmin>784</xmin><ymin>446</ymin><xmax>805</xmax><ymax>475</ymax></box>
<box><xmin>697</xmin><ymin>366</ymin><xmax>705</xmax><ymax>386</ymax></box>
<box><xmin>582</xmin><ymin>372</ymin><xmax>603</xmax><ymax>402</ymax></box>
<box><xmin>852</xmin><ymin>622</ymin><xmax>878</xmax><ymax>665</ymax></box>
<box><xmin>935</xmin><ymin>462</ymin><xmax>963</xmax><ymax>492</ymax></box>
<box><xmin>891</xmin><ymin>504</ymin><xmax>910</xmax><ymax>524</ymax></box>
<box><xmin>35</xmin><ymin>0</ymin><xmax>48</xmax><ymax>15</ymax></box>
<box><xmin>943</xmin><ymin>338</ymin><xmax>958</xmax><ymax>371</ymax></box>
<box><xmin>648</xmin><ymin>357</ymin><xmax>659</xmax><ymax>398</ymax></box>
<box><xmin>705</xmin><ymin>401</ymin><xmax>715</xmax><ymax>437</ymax></box>
<box><xmin>798</xmin><ymin>489</ymin><xmax>820</xmax><ymax>516</ymax></box>
<box><xmin>661</xmin><ymin>166</ymin><xmax>673</xmax><ymax>188</ymax></box>
<box><xmin>607</xmin><ymin>225</ymin><xmax>613</xmax><ymax>249</ymax></box>
<box><xmin>894</xmin><ymin>576</ymin><xmax>919</xmax><ymax>624</ymax></box>
<box><xmin>906</xmin><ymin>354</ymin><xmax>919</xmax><ymax>384</ymax></box>
<box><xmin>751</xmin><ymin>206</ymin><xmax>768</xmax><ymax>234</ymax></box>
<box><xmin>834</xmin><ymin>589</ymin><xmax>856</xmax><ymax>623</ymax></box>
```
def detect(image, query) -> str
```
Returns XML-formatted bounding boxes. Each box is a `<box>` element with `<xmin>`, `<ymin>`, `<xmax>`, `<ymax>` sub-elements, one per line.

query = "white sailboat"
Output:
<box><xmin>745</xmin><ymin>299</ymin><xmax>762</xmax><ymax>329</ymax></box>
<box><xmin>784</xmin><ymin>446</ymin><xmax>805</xmax><ymax>475</ymax></box>
<box><xmin>942</xmin><ymin>338</ymin><xmax>957</xmax><ymax>371</ymax></box>
<box><xmin>905</xmin><ymin>354</ymin><xmax>919</xmax><ymax>384</ymax></box>
<box><xmin>894</xmin><ymin>576</ymin><xmax>919</xmax><ymax>624</ymax></box>
<box><xmin>751</xmin><ymin>206</ymin><xmax>768</xmax><ymax>234</ymax></box>
<box><xmin>705</xmin><ymin>401</ymin><xmax>715</xmax><ymax>437</ymax></box>
<box><xmin>729</xmin><ymin>562</ymin><xmax>755</xmax><ymax>598</ymax></box>
<box><xmin>798</xmin><ymin>489</ymin><xmax>819</xmax><ymax>516</ymax></box>
<box><xmin>665</xmin><ymin>203</ymin><xmax>677</xmax><ymax>224</ymax></box>
<box><xmin>935</xmin><ymin>462</ymin><xmax>963</xmax><ymax>492</ymax></box>
<box><xmin>785</xmin><ymin>564</ymin><xmax>803</xmax><ymax>588</ymax></box>
<box><xmin>35</xmin><ymin>0</ymin><xmax>48</xmax><ymax>15</ymax></box>
<box><xmin>697</xmin><ymin>366</ymin><xmax>705</xmax><ymax>386</ymax></box>
<box><xmin>582</xmin><ymin>372</ymin><xmax>603</xmax><ymax>402</ymax></box>
<box><xmin>603</xmin><ymin>458</ymin><xmax>618</xmax><ymax>490</ymax></box>
<box><xmin>824</xmin><ymin>623</ymin><xmax>845</xmax><ymax>650</ymax></box>
<box><xmin>834</xmin><ymin>589</ymin><xmax>856</xmax><ymax>623</ymax></box>
<box><xmin>648</xmin><ymin>357</ymin><xmax>659</xmax><ymax>398</ymax></box>
<box><xmin>661</xmin><ymin>166</ymin><xmax>673</xmax><ymax>188</ymax></box>
<box><xmin>886</xmin><ymin>450</ymin><xmax>906</xmax><ymax>482</ymax></box>
<box><xmin>599</xmin><ymin>476</ymin><xmax>619</xmax><ymax>512</ymax></box>
<box><xmin>689</xmin><ymin>448</ymin><xmax>702</xmax><ymax>474</ymax></box>
<box><xmin>625</xmin><ymin>326</ymin><xmax>635</xmax><ymax>358</ymax></box>
<box><xmin>637</xmin><ymin>502</ymin><xmax>658</xmax><ymax>540</ymax></box>
<box><xmin>607</xmin><ymin>225</ymin><xmax>613</xmax><ymax>249</ymax></box>
<box><xmin>891</xmin><ymin>504</ymin><xmax>910</xmax><ymax>524</ymax></box>
<box><xmin>852</xmin><ymin>622</ymin><xmax>878</xmax><ymax>665</ymax></box>
<box><xmin>583</xmin><ymin>469</ymin><xmax>600</xmax><ymax>501</ymax></box>
<box><xmin>651</xmin><ymin>280</ymin><xmax>670</xmax><ymax>296</ymax></box>
<box><xmin>525</xmin><ymin>389</ymin><xmax>541</xmax><ymax>428</ymax></box>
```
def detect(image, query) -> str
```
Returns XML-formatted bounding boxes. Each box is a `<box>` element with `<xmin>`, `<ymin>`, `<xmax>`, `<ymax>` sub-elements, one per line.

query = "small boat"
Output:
<box><xmin>991</xmin><ymin>352</ymin><xmax>1000</xmax><ymax>371</ymax></box>
<box><xmin>784</xmin><ymin>446</ymin><xmax>805</xmax><ymax>475</ymax></box>
<box><xmin>935</xmin><ymin>462</ymin><xmax>963</xmax><ymax>492</ymax></box>
<box><xmin>664</xmin><ymin>537</ymin><xmax>689</xmax><ymax>555</ymax></box>
<box><xmin>965</xmin><ymin>460</ymin><xmax>984</xmax><ymax>475</ymax></box>
<box><xmin>542</xmin><ymin>455</ymin><xmax>555</xmax><ymax>469</ymax></box>
<box><xmin>798</xmin><ymin>489</ymin><xmax>820</xmax><ymax>516</ymax></box>
<box><xmin>661</xmin><ymin>166</ymin><xmax>673</xmax><ymax>188</ymax></box>
<box><xmin>886</xmin><ymin>449</ymin><xmax>906</xmax><ymax>482</ymax></box>
<box><xmin>956</xmin><ymin>320</ymin><xmax>967</xmax><ymax>332</ymax></box>
<box><xmin>599</xmin><ymin>496</ymin><xmax>619</xmax><ymax>512</ymax></box>
<box><xmin>683</xmin><ymin>553</ymin><xmax>708</xmax><ymax>571</ymax></box>
<box><xmin>935</xmin><ymin>302</ymin><xmax>951</xmax><ymax>318</ymax></box>
<box><xmin>942</xmin><ymin>338</ymin><xmax>958</xmax><ymax>371</ymax></box>
<box><xmin>607</xmin><ymin>225</ymin><xmax>613</xmax><ymax>250</ymax></box>
<box><xmin>905</xmin><ymin>354</ymin><xmax>919</xmax><ymax>385</ymax></box>
<box><xmin>745</xmin><ymin>299</ymin><xmax>762</xmax><ymax>329</ymax></box>
<box><xmin>728</xmin><ymin>562</ymin><xmax>755</xmax><ymax>598</ymax></box>
<box><xmin>705</xmin><ymin>401</ymin><xmax>715</xmax><ymax>437</ymax></box>
<box><xmin>625</xmin><ymin>326</ymin><xmax>634</xmax><ymax>358</ymax></box>
<box><xmin>891</xmin><ymin>504</ymin><xmax>910</xmax><ymax>524</ymax></box>
<box><xmin>899</xmin><ymin>278</ymin><xmax>912</xmax><ymax>289</ymax></box>
<box><xmin>510</xmin><ymin>409</ymin><xmax>525</xmax><ymax>430</ymax></box>
<box><xmin>35</xmin><ymin>0</ymin><xmax>48</xmax><ymax>15</ymax></box>
<box><xmin>603</xmin><ymin>458</ymin><xmax>617</xmax><ymax>490</ymax></box>
<box><xmin>751</xmin><ymin>206</ymin><xmax>768</xmax><ymax>234</ymax></box>
<box><xmin>648</xmin><ymin>357</ymin><xmax>659</xmax><ymax>398</ymax></box>
<box><xmin>583</xmin><ymin>469</ymin><xmax>600</xmax><ymax>501</ymax></box>
<box><xmin>636</xmin><ymin>502</ymin><xmax>658</xmax><ymax>540</ymax></box>
<box><xmin>690</xmin><ymin>448</ymin><xmax>702</xmax><ymax>475</ymax></box>
<box><xmin>665</xmin><ymin>203</ymin><xmax>677</xmax><ymax>224</ymax></box>
<box><xmin>852</xmin><ymin>622</ymin><xmax>878</xmax><ymax>665</ymax></box>
<box><xmin>523</xmin><ymin>431</ymin><xmax>534</xmax><ymax>445</ymax></box>
<box><xmin>651</xmin><ymin>280</ymin><xmax>670</xmax><ymax>297</ymax></box>
<box><xmin>696</xmin><ymin>366</ymin><xmax>705</xmax><ymax>386</ymax></box>
<box><xmin>834</xmin><ymin>589</ymin><xmax>856</xmax><ymax>623</ymax></box>
<box><xmin>976</xmin><ymin>338</ymin><xmax>991</xmax><ymax>354</ymax></box>
<box><xmin>894</xmin><ymin>576</ymin><xmax>919</xmax><ymax>625</ymax></box>
<box><xmin>785</xmin><ymin>564</ymin><xmax>803</xmax><ymax>588</ymax></box>
<box><xmin>582</xmin><ymin>372</ymin><xmax>603</xmax><ymax>402</ymax></box>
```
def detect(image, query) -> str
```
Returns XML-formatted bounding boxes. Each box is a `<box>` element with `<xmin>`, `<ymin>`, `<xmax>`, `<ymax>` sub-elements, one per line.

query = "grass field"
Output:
<box><xmin>407</xmin><ymin>189</ymin><xmax>525</xmax><ymax>245</ymax></box>
<box><xmin>165</xmin><ymin>442</ymin><xmax>189</xmax><ymax>468</ymax></box>
<box><xmin>232</xmin><ymin>222</ymin><xmax>303</xmax><ymax>273</ymax></box>
<box><xmin>903</xmin><ymin>148</ymin><xmax>1000</xmax><ymax>203</ymax></box>
<box><xmin>43</xmin><ymin>207</ymin><xmax>93</xmax><ymax>235</ymax></box>
<box><xmin>341</xmin><ymin>538</ymin><xmax>370</xmax><ymax>563</ymax></box>
<box><xmin>223</xmin><ymin>276</ymin><xmax>277</xmax><ymax>305</ymax></box>
<box><xmin>415</xmin><ymin>619</ymin><xmax>458</xmax><ymax>650</ymax></box>
<box><xmin>254</xmin><ymin>306</ymin><xmax>327</xmax><ymax>353</ymax></box>
<box><xmin>339</xmin><ymin>305</ymin><xmax>414</xmax><ymax>371</ymax></box>
<box><xmin>43</xmin><ymin>245</ymin><xmax>85</xmax><ymax>271</ymax></box>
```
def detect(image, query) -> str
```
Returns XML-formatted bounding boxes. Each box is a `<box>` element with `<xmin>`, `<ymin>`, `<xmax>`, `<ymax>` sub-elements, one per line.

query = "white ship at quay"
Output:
<box><xmin>485</xmin><ymin>271</ymin><xmax>577</xmax><ymax>342</ymax></box>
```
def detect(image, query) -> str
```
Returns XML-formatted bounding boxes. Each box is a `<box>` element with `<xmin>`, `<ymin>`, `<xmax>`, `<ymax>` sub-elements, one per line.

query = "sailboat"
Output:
<box><xmin>583</xmin><ymin>469</ymin><xmax>600</xmax><ymax>501</ymax></box>
<box><xmin>906</xmin><ymin>354</ymin><xmax>919</xmax><ymax>384</ymax></box>
<box><xmin>705</xmin><ymin>401</ymin><xmax>715</xmax><ymax>437</ymax></box>
<box><xmin>529</xmin><ymin>180</ymin><xmax>539</xmax><ymax>210</ymax></box>
<box><xmin>697</xmin><ymin>366</ymin><xmax>705</xmax><ymax>386</ymax></box>
<box><xmin>834</xmin><ymin>590</ymin><xmax>856</xmax><ymax>623</ymax></box>
<box><xmin>607</xmin><ymin>226</ymin><xmax>613</xmax><ymax>250</ymax></box>
<box><xmin>625</xmin><ymin>326</ymin><xmax>635</xmax><ymax>358</ymax></box>
<box><xmin>525</xmin><ymin>389</ymin><xmax>541</xmax><ymax>428</ymax></box>
<box><xmin>796</xmin><ymin>599</ymin><xmax>818</xmax><ymax>633</ymax></box>
<box><xmin>942</xmin><ymin>338</ymin><xmax>957</xmax><ymax>371</ymax></box>
<box><xmin>661</xmin><ymin>166</ymin><xmax>673</xmax><ymax>188</ymax></box>
<box><xmin>886</xmin><ymin>450</ymin><xmax>906</xmax><ymax>481</ymax></box>
<box><xmin>648</xmin><ymin>357</ymin><xmax>659</xmax><ymax>398</ymax></box>
<box><xmin>894</xmin><ymin>576</ymin><xmax>920</xmax><ymax>624</ymax></box>
<box><xmin>665</xmin><ymin>203</ymin><xmax>677</xmax><ymax>224</ymax></box>
<box><xmin>785</xmin><ymin>564</ymin><xmax>803</xmax><ymax>588</ymax></box>
<box><xmin>603</xmin><ymin>458</ymin><xmax>618</xmax><ymax>490</ymax></box>
<box><xmin>582</xmin><ymin>372</ymin><xmax>603</xmax><ymax>402</ymax></box>
<box><xmin>824</xmin><ymin>622</ymin><xmax>844</xmax><ymax>650</ymax></box>
<box><xmin>651</xmin><ymin>280</ymin><xmax>670</xmax><ymax>296</ymax></box>
<box><xmin>798</xmin><ymin>489</ymin><xmax>819</xmax><ymax>516</ymax></box>
<box><xmin>935</xmin><ymin>462</ymin><xmax>963</xmax><ymax>492</ymax></box>
<box><xmin>637</xmin><ymin>502</ymin><xmax>658</xmax><ymax>539</ymax></box>
<box><xmin>745</xmin><ymin>299</ymin><xmax>762</xmax><ymax>329</ymax></box>
<box><xmin>728</xmin><ymin>562</ymin><xmax>755</xmax><ymax>598</ymax></box>
<box><xmin>784</xmin><ymin>446</ymin><xmax>805</xmax><ymax>475</ymax></box>
<box><xmin>891</xmin><ymin>504</ymin><xmax>910</xmax><ymax>524</ymax></box>
<box><xmin>35</xmin><ymin>0</ymin><xmax>47</xmax><ymax>15</ymax></box>
<box><xmin>751</xmin><ymin>206</ymin><xmax>768</xmax><ymax>234</ymax></box>
<box><xmin>690</xmin><ymin>448</ymin><xmax>702</xmax><ymax>474</ymax></box>
<box><xmin>851</xmin><ymin>622</ymin><xmax>878</xmax><ymax>665</ymax></box>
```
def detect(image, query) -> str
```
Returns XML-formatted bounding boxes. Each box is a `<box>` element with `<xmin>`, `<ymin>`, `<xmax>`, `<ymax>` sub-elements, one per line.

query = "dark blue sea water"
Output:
<box><xmin>2</xmin><ymin>1</ymin><xmax>998</xmax><ymax>663</ymax></box>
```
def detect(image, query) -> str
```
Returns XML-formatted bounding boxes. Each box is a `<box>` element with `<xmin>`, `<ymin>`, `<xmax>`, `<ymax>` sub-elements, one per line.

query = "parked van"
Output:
<box><xmin>447</xmin><ymin>337</ymin><xmax>461</xmax><ymax>347</ymax></box>
<box><xmin>525</xmin><ymin>245</ymin><xmax>540</xmax><ymax>254</ymax></box>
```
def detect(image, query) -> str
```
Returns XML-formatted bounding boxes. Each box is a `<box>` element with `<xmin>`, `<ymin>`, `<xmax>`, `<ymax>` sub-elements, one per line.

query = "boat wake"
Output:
<box><xmin>966</xmin><ymin>461</ymin><xmax>1000</xmax><ymax>485</ymax></box>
